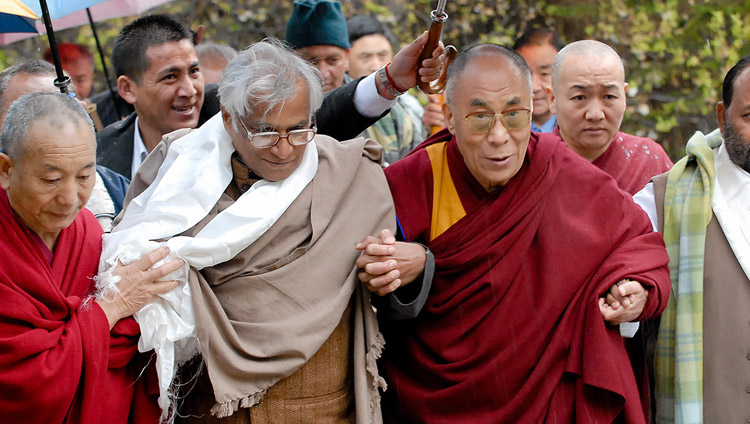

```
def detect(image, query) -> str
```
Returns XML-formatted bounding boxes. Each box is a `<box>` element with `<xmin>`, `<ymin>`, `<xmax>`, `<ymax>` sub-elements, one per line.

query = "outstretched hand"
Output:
<box><xmin>387</xmin><ymin>32</ymin><xmax>446</xmax><ymax>94</ymax></box>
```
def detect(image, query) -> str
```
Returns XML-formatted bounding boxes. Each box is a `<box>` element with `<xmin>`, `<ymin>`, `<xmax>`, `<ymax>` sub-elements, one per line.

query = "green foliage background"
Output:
<box><xmin>3</xmin><ymin>0</ymin><xmax>749</xmax><ymax>159</ymax></box>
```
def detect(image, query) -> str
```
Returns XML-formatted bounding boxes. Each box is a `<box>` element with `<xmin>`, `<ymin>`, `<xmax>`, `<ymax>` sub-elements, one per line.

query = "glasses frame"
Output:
<box><xmin>463</xmin><ymin>107</ymin><xmax>533</xmax><ymax>134</ymax></box>
<box><xmin>237</xmin><ymin>118</ymin><xmax>317</xmax><ymax>149</ymax></box>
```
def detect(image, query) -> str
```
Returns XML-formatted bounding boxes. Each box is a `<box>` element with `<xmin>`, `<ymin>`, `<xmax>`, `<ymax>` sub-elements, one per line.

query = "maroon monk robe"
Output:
<box><xmin>554</xmin><ymin>127</ymin><xmax>673</xmax><ymax>419</ymax></box>
<box><xmin>381</xmin><ymin>130</ymin><xmax>670</xmax><ymax>423</ymax></box>
<box><xmin>554</xmin><ymin>127</ymin><xmax>673</xmax><ymax>195</ymax></box>
<box><xmin>0</xmin><ymin>188</ymin><xmax>159</xmax><ymax>423</ymax></box>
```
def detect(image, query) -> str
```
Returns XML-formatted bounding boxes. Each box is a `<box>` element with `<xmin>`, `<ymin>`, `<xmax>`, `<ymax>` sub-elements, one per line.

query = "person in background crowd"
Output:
<box><xmin>513</xmin><ymin>27</ymin><xmax>565</xmax><ymax>133</ymax></box>
<box><xmin>195</xmin><ymin>41</ymin><xmax>237</xmax><ymax>84</ymax></box>
<box><xmin>286</xmin><ymin>0</ymin><xmax>351</xmax><ymax>94</ymax></box>
<box><xmin>44</xmin><ymin>43</ymin><xmax>95</xmax><ymax>99</ymax></box>
<box><xmin>346</xmin><ymin>14</ymin><xmax>425</xmax><ymax>164</ymax></box>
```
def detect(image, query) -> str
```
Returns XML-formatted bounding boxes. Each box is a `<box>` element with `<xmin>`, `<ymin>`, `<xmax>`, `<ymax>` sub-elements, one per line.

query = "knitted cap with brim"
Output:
<box><xmin>285</xmin><ymin>0</ymin><xmax>351</xmax><ymax>50</ymax></box>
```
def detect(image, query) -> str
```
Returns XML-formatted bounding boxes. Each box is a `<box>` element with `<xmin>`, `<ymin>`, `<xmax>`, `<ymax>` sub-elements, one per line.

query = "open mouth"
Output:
<box><xmin>488</xmin><ymin>155</ymin><xmax>512</xmax><ymax>166</ymax></box>
<box><xmin>172</xmin><ymin>105</ymin><xmax>194</xmax><ymax>114</ymax></box>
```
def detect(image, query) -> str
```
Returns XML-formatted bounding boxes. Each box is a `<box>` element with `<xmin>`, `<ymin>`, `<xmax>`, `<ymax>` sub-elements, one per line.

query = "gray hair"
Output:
<box><xmin>196</xmin><ymin>42</ymin><xmax>237</xmax><ymax>65</ymax></box>
<box><xmin>2</xmin><ymin>92</ymin><xmax>94</xmax><ymax>161</ymax></box>
<box><xmin>551</xmin><ymin>40</ymin><xmax>625</xmax><ymax>91</ymax></box>
<box><xmin>445</xmin><ymin>43</ymin><xmax>533</xmax><ymax>107</ymax></box>
<box><xmin>0</xmin><ymin>59</ymin><xmax>56</xmax><ymax>113</ymax></box>
<box><xmin>218</xmin><ymin>38</ymin><xmax>324</xmax><ymax>130</ymax></box>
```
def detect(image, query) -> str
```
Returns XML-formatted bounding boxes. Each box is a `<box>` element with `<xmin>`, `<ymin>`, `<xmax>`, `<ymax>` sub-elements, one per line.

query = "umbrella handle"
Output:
<box><xmin>39</xmin><ymin>0</ymin><xmax>70</xmax><ymax>94</ymax></box>
<box><xmin>417</xmin><ymin>10</ymin><xmax>457</xmax><ymax>94</ymax></box>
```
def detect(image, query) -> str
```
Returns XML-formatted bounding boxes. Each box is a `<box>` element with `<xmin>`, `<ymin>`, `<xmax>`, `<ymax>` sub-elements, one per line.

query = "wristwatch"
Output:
<box><xmin>377</xmin><ymin>65</ymin><xmax>406</xmax><ymax>98</ymax></box>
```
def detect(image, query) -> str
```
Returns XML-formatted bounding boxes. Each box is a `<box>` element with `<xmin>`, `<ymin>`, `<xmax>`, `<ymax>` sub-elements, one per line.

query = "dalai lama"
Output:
<box><xmin>356</xmin><ymin>44</ymin><xmax>672</xmax><ymax>423</ymax></box>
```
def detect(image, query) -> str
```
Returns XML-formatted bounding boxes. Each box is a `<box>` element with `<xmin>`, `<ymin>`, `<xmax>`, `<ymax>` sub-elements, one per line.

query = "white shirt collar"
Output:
<box><xmin>131</xmin><ymin>116</ymin><xmax>149</xmax><ymax>180</ymax></box>
<box><xmin>712</xmin><ymin>142</ymin><xmax>750</xmax><ymax>279</ymax></box>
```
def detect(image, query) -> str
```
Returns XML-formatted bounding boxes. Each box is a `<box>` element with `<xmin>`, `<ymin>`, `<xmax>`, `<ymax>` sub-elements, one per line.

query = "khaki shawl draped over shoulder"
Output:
<box><xmin>126</xmin><ymin>133</ymin><xmax>394</xmax><ymax>422</ymax></box>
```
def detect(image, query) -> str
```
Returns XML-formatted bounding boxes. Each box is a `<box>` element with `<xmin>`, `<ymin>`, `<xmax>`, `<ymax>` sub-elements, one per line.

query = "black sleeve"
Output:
<box><xmin>315</xmin><ymin>77</ymin><xmax>389</xmax><ymax>140</ymax></box>
<box><xmin>374</xmin><ymin>245</ymin><xmax>434</xmax><ymax>321</ymax></box>
<box><xmin>199</xmin><ymin>83</ymin><xmax>221</xmax><ymax>126</ymax></box>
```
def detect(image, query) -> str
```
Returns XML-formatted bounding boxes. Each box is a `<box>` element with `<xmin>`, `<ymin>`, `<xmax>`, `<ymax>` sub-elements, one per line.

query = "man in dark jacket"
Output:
<box><xmin>97</xmin><ymin>14</ymin><xmax>444</xmax><ymax>179</ymax></box>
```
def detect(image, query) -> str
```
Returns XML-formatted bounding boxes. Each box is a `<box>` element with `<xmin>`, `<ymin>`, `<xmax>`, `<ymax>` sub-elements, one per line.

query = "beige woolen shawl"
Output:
<box><xmin>127</xmin><ymin>134</ymin><xmax>394</xmax><ymax>422</ymax></box>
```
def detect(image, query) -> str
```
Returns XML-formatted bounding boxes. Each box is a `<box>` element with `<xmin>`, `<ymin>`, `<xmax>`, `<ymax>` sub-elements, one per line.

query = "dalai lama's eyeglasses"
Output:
<box><xmin>237</xmin><ymin>119</ymin><xmax>317</xmax><ymax>149</ymax></box>
<box><xmin>464</xmin><ymin>108</ymin><xmax>532</xmax><ymax>134</ymax></box>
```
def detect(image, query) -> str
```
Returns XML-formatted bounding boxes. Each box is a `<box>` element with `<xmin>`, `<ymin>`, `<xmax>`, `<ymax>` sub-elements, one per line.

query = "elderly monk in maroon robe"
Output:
<box><xmin>0</xmin><ymin>92</ymin><xmax>181</xmax><ymax>423</ymax></box>
<box><xmin>356</xmin><ymin>44</ymin><xmax>671</xmax><ymax>423</ymax></box>
<box><xmin>549</xmin><ymin>40</ymin><xmax>672</xmax><ymax>195</ymax></box>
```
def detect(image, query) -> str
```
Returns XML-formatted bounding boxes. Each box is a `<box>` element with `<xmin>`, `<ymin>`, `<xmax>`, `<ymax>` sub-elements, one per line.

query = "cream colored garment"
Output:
<box><xmin>173</xmin><ymin>136</ymin><xmax>392</xmax><ymax>422</ymax></box>
<box><xmin>95</xmin><ymin>114</ymin><xmax>318</xmax><ymax>419</ymax></box>
<box><xmin>711</xmin><ymin>142</ymin><xmax>750</xmax><ymax>279</ymax></box>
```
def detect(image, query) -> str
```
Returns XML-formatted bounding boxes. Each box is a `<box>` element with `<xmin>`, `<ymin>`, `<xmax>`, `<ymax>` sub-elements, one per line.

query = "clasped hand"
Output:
<box><xmin>599</xmin><ymin>279</ymin><xmax>649</xmax><ymax>325</ymax></box>
<box><xmin>356</xmin><ymin>229</ymin><xmax>427</xmax><ymax>296</ymax></box>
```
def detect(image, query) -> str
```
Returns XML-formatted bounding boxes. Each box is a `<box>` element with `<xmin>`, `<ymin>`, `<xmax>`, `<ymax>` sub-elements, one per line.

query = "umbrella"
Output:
<box><xmin>1</xmin><ymin>0</ymin><xmax>174</xmax><ymax>111</ymax></box>
<box><xmin>0</xmin><ymin>0</ymin><xmax>173</xmax><ymax>44</ymax></box>
<box><xmin>0</xmin><ymin>0</ymin><xmax>38</xmax><ymax>34</ymax></box>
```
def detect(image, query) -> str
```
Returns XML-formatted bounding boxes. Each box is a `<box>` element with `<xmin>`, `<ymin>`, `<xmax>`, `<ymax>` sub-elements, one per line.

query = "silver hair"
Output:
<box><xmin>196</xmin><ymin>42</ymin><xmax>237</xmax><ymax>64</ymax></box>
<box><xmin>218</xmin><ymin>38</ymin><xmax>324</xmax><ymax>131</ymax></box>
<box><xmin>551</xmin><ymin>40</ymin><xmax>625</xmax><ymax>91</ymax></box>
<box><xmin>2</xmin><ymin>92</ymin><xmax>94</xmax><ymax>161</ymax></box>
<box><xmin>445</xmin><ymin>44</ymin><xmax>533</xmax><ymax>107</ymax></box>
<box><xmin>0</xmin><ymin>59</ymin><xmax>56</xmax><ymax>112</ymax></box>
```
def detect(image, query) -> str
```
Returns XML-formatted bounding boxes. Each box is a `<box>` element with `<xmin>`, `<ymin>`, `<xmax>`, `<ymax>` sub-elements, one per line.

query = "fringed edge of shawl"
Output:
<box><xmin>209</xmin><ymin>390</ymin><xmax>267</xmax><ymax>418</ymax></box>
<box><xmin>366</xmin><ymin>331</ymin><xmax>387</xmax><ymax>422</ymax></box>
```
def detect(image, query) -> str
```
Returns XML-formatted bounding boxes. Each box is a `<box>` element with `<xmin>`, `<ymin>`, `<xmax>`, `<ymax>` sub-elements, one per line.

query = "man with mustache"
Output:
<box><xmin>634</xmin><ymin>55</ymin><xmax>750</xmax><ymax>423</ymax></box>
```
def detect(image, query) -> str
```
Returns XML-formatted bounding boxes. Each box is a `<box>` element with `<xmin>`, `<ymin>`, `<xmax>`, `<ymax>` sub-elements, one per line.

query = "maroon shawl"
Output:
<box><xmin>381</xmin><ymin>130</ymin><xmax>670</xmax><ymax>423</ymax></box>
<box><xmin>0</xmin><ymin>188</ymin><xmax>159</xmax><ymax>423</ymax></box>
<box><xmin>553</xmin><ymin>128</ymin><xmax>673</xmax><ymax>195</ymax></box>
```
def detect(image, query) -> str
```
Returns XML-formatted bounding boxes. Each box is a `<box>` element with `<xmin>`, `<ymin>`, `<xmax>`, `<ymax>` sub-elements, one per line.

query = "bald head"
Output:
<box><xmin>551</xmin><ymin>40</ymin><xmax>624</xmax><ymax>91</ymax></box>
<box><xmin>549</xmin><ymin>40</ymin><xmax>628</xmax><ymax>162</ymax></box>
<box><xmin>445</xmin><ymin>43</ymin><xmax>532</xmax><ymax>107</ymax></box>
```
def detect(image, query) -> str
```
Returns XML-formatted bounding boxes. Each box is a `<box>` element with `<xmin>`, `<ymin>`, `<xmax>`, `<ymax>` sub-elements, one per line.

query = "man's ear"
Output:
<box><xmin>442</xmin><ymin>101</ymin><xmax>455</xmax><ymax>133</ymax></box>
<box><xmin>117</xmin><ymin>75</ymin><xmax>137</xmax><ymax>105</ymax></box>
<box><xmin>547</xmin><ymin>87</ymin><xmax>556</xmax><ymax>114</ymax></box>
<box><xmin>716</xmin><ymin>101</ymin><xmax>727</xmax><ymax>137</ymax></box>
<box><xmin>220</xmin><ymin>105</ymin><xmax>234</xmax><ymax>131</ymax></box>
<box><xmin>0</xmin><ymin>153</ymin><xmax>14</xmax><ymax>190</ymax></box>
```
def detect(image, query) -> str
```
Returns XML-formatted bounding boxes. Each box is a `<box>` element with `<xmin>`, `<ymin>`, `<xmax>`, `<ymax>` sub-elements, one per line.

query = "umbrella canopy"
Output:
<box><xmin>0</xmin><ymin>0</ymin><xmax>173</xmax><ymax>44</ymax></box>
<box><xmin>0</xmin><ymin>0</ymin><xmax>38</xmax><ymax>34</ymax></box>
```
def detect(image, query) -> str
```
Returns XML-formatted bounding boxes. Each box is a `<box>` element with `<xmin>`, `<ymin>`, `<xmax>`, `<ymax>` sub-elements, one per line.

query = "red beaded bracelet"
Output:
<box><xmin>384</xmin><ymin>63</ymin><xmax>407</xmax><ymax>94</ymax></box>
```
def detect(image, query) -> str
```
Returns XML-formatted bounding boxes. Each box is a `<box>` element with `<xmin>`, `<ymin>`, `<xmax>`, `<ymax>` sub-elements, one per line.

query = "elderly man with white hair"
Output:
<box><xmin>98</xmin><ymin>39</ymin><xmax>398</xmax><ymax>423</ymax></box>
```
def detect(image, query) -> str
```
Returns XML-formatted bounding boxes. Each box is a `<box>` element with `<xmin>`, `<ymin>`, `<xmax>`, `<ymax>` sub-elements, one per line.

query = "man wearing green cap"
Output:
<box><xmin>286</xmin><ymin>0</ymin><xmax>352</xmax><ymax>93</ymax></box>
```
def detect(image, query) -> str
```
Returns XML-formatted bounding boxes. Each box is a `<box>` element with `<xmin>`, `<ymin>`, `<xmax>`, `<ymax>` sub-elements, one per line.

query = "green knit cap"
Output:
<box><xmin>285</xmin><ymin>0</ymin><xmax>351</xmax><ymax>50</ymax></box>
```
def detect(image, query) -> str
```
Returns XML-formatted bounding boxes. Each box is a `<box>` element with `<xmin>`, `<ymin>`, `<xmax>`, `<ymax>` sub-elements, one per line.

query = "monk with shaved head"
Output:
<box><xmin>550</xmin><ymin>40</ymin><xmax>672</xmax><ymax>195</ymax></box>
